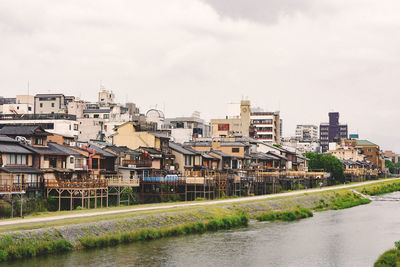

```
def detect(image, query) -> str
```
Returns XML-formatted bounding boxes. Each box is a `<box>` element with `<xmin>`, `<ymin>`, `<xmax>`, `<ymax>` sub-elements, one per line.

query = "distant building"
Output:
<box><xmin>384</xmin><ymin>150</ymin><xmax>399</xmax><ymax>164</ymax></box>
<box><xmin>163</xmin><ymin>112</ymin><xmax>211</xmax><ymax>144</ymax></box>
<box><xmin>320</xmin><ymin>112</ymin><xmax>348</xmax><ymax>153</ymax></box>
<box><xmin>34</xmin><ymin>94</ymin><xmax>69</xmax><ymax>114</ymax></box>
<box><xmin>2</xmin><ymin>95</ymin><xmax>34</xmax><ymax>115</ymax></box>
<box><xmin>0</xmin><ymin>113</ymin><xmax>79</xmax><ymax>138</ymax></box>
<box><xmin>98</xmin><ymin>89</ymin><xmax>115</xmax><ymax>106</ymax></box>
<box><xmin>250</xmin><ymin>109</ymin><xmax>280</xmax><ymax>144</ymax></box>
<box><xmin>210</xmin><ymin>100</ymin><xmax>251</xmax><ymax>138</ymax></box>
<box><xmin>295</xmin><ymin>125</ymin><xmax>318</xmax><ymax>142</ymax></box>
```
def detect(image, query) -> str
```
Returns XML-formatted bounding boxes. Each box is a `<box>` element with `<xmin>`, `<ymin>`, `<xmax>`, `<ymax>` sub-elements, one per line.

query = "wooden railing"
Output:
<box><xmin>0</xmin><ymin>183</ymin><xmax>26</xmax><ymax>193</ymax></box>
<box><xmin>45</xmin><ymin>179</ymin><xmax>108</xmax><ymax>189</ymax></box>
<box><xmin>107</xmin><ymin>177</ymin><xmax>140</xmax><ymax>187</ymax></box>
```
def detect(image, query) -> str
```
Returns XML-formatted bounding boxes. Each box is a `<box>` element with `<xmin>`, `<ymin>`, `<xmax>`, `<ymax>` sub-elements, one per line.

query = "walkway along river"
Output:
<box><xmin>5</xmin><ymin>191</ymin><xmax>400</xmax><ymax>267</ymax></box>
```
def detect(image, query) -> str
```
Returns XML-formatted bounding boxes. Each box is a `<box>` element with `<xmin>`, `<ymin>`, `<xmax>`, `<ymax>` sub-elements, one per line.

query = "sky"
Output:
<box><xmin>1</xmin><ymin>0</ymin><xmax>400</xmax><ymax>151</ymax></box>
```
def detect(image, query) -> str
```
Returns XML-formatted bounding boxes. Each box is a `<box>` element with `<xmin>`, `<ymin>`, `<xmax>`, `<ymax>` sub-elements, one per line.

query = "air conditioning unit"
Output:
<box><xmin>128</xmin><ymin>164</ymin><xmax>136</xmax><ymax>168</ymax></box>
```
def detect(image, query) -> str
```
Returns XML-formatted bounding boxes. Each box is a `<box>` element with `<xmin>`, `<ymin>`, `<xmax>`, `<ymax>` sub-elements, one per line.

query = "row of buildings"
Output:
<box><xmin>0</xmin><ymin>89</ymin><xmax>395</xmax><ymax>213</ymax></box>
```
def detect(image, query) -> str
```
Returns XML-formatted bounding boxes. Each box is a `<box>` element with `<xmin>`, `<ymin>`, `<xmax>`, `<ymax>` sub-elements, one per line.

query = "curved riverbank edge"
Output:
<box><xmin>1</xmin><ymin>180</ymin><xmax>400</xmax><ymax>262</ymax></box>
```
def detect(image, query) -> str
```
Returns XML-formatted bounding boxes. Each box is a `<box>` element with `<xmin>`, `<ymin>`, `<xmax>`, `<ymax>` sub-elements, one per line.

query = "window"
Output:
<box><xmin>7</xmin><ymin>154</ymin><xmax>27</xmax><ymax>165</ymax></box>
<box><xmin>70</xmin><ymin>157</ymin><xmax>74</xmax><ymax>164</ymax></box>
<box><xmin>16</xmin><ymin>106</ymin><xmax>19</xmax><ymax>110</ymax></box>
<box><xmin>49</xmin><ymin>157</ymin><xmax>57</xmax><ymax>168</ymax></box>
<box><xmin>185</xmin><ymin>155</ymin><xmax>192</xmax><ymax>166</ymax></box>
<box><xmin>176</xmin><ymin>122</ymin><xmax>184</xmax><ymax>128</ymax></box>
<box><xmin>74</xmin><ymin>124</ymin><xmax>78</xmax><ymax>131</ymax></box>
<box><xmin>84</xmin><ymin>114</ymin><xmax>89</xmax><ymax>118</ymax></box>
<box><xmin>218</xmin><ymin>124</ymin><xmax>230</xmax><ymax>131</ymax></box>
<box><xmin>34</xmin><ymin>137</ymin><xmax>43</xmax><ymax>145</ymax></box>
<box><xmin>92</xmin><ymin>158</ymin><xmax>99</xmax><ymax>169</ymax></box>
<box><xmin>232</xmin><ymin>148</ymin><xmax>240</xmax><ymax>153</ymax></box>
<box><xmin>103</xmin><ymin>114</ymin><xmax>109</xmax><ymax>119</ymax></box>
<box><xmin>40</xmin><ymin>103</ymin><xmax>43</xmax><ymax>108</ymax></box>
<box><xmin>28</xmin><ymin>107</ymin><xmax>32</xmax><ymax>111</ymax></box>
<box><xmin>51</xmin><ymin>103</ymin><xmax>55</xmax><ymax>107</ymax></box>
<box><xmin>94</xmin><ymin>114</ymin><xmax>99</xmax><ymax>118</ymax></box>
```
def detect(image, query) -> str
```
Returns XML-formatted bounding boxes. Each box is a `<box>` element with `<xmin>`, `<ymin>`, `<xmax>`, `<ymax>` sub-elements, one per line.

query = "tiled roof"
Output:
<box><xmin>47</xmin><ymin>142</ymin><xmax>82</xmax><ymax>156</ymax></box>
<box><xmin>210</xmin><ymin>150</ymin><xmax>232</xmax><ymax>158</ymax></box>
<box><xmin>23</xmin><ymin>144</ymin><xmax>69</xmax><ymax>155</ymax></box>
<box><xmin>0</xmin><ymin>125</ymin><xmax>51</xmax><ymax>136</ymax></box>
<box><xmin>356</xmin><ymin>140</ymin><xmax>378</xmax><ymax>147</ymax></box>
<box><xmin>0</xmin><ymin>135</ymin><xmax>17</xmax><ymax>142</ymax></box>
<box><xmin>169</xmin><ymin>142</ymin><xmax>196</xmax><ymax>155</ymax></box>
<box><xmin>88</xmin><ymin>144</ymin><xmax>116</xmax><ymax>157</ymax></box>
<box><xmin>0</xmin><ymin>166</ymin><xmax>43</xmax><ymax>174</ymax></box>
<box><xmin>0</xmin><ymin>142</ymin><xmax>33</xmax><ymax>154</ymax></box>
<box><xmin>138</xmin><ymin>147</ymin><xmax>162</xmax><ymax>155</ymax></box>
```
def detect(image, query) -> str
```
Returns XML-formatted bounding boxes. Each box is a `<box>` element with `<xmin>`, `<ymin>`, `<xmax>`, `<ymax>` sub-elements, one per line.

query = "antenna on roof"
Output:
<box><xmin>27</xmin><ymin>80</ymin><xmax>30</xmax><ymax>96</ymax></box>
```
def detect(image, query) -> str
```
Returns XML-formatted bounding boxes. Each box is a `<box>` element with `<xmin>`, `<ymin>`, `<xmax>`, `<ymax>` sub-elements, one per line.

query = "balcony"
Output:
<box><xmin>0</xmin><ymin>113</ymin><xmax>76</xmax><ymax>121</ymax></box>
<box><xmin>122</xmin><ymin>159</ymin><xmax>152</xmax><ymax>168</ymax></box>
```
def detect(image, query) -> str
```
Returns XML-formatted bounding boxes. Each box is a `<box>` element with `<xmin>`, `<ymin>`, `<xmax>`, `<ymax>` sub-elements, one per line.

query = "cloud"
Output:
<box><xmin>0</xmin><ymin>0</ymin><xmax>400</xmax><ymax>152</ymax></box>
<box><xmin>201</xmin><ymin>0</ymin><xmax>320</xmax><ymax>24</ymax></box>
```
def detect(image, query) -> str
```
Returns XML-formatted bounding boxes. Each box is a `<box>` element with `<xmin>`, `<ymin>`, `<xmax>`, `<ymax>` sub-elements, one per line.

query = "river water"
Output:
<box><xmin>6</xmin><ymin>192</ymin><xmax>400</xmax><ymax>267</ymax></box>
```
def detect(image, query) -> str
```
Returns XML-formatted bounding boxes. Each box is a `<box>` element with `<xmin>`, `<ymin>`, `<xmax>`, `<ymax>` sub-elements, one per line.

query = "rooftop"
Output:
<box><xmin>356</xmin><ymin>140</ymin><xmax>378</xmax><ymax>147</ymax></box>
<box><xmin>169</xmin><ymin>142</ymin><xmax>196</xmax><ymax>155</ymax></box>
<box><xmin>0</xmin><ymin>125</ymin><xmax>51</xmax><ymax>136</ymax></box>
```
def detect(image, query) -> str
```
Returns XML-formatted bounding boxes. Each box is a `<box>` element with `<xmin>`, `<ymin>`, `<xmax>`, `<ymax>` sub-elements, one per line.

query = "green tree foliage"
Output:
<box><xmin>385</xmin><ymin>160</ymin><xmax>396</xmax><ymax>174</ymax></box>
<box><xmin>304</xmin><ymin>152</ymin><xmax>345</xmax><ymax>183</ymax></box>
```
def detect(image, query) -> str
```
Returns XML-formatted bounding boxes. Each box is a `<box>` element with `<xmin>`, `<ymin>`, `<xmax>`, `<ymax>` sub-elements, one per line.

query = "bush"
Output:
<box><xmin>257</xmin><ymin>208</ymin><xmax>313</xmax><ymax>222</ymax></box>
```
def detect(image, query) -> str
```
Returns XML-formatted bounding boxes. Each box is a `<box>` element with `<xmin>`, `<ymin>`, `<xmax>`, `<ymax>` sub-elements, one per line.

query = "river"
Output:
<box><xmin>6</xmin><ymin>191</ymin><xmax>400</xmax><ymax>267</ymax></box>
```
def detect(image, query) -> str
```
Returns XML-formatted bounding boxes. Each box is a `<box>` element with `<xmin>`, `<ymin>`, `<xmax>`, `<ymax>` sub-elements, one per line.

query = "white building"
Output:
<box><xmin>0</xmin><ymin>113</ymin><xmax>79</xmax><ymax>138</ymax></box>
<box><xmin>295</xmin><ymin>124</ymin><xmax>319</xmax><ymax>141</ymax></box>
<box><xmin>250</xmin><ymin>108</ymin><xmax>281</xmax><ymax>144</ymax></box>
<box><xmin>163</xmin><ymin>112</ymin><xmax>211</xmax><ymax>144</ymax></box>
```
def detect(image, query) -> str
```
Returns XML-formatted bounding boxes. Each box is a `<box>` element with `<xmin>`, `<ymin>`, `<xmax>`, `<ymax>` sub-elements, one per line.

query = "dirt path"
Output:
<box><xmin>0</xmin><ymin>178</ymin><xmax>397</xmax><ymax>227</ymax></box>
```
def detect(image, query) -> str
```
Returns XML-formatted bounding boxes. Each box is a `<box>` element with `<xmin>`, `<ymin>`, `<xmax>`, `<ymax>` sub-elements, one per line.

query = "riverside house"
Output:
<box><xmin>0</xmin><ymin>135</ymin><xmax>44</xmax><ymax>195</ymax></box>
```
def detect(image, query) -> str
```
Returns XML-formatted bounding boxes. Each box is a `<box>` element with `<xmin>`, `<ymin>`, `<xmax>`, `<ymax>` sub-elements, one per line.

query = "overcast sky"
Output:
<box><xmin>1</xmin><ymin>0</ymin><xmax>399</xmax><ymax>151</ymax></box>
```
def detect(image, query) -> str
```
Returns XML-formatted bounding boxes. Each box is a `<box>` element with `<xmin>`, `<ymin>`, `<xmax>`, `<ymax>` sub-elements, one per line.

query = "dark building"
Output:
<box><xmin>320</xmin><ymin>112</ymin><xmax>348</xmax><ymax>153</ymax></box>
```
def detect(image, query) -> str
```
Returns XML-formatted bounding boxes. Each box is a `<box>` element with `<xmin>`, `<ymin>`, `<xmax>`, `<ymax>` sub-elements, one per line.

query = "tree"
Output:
<box><xmin>385</xmin><ymin>160</ymin><xmax>396</xmax><ymax>174</ymax></box>
<box><xmin>304</xmin><ymin>152</ymin><xmax>345</xmax><ymax>183</ymax></box>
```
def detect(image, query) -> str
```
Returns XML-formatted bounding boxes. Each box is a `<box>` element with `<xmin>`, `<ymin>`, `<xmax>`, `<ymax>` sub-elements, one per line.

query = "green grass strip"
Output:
<box><xmin>256</xmin><ymin>208</ymin><xmax>313</xmax><ymax>222</ymax></box>
<box><xmin>0</xmin><ymin>235</ymin><xmax>73</xmax><ymax>262</ymax></box>
<box><xmin>361</xmin><ymin>181</ymin><xmax>400</xmax><ymax>196</ymax></box>
<box><xmin>79</xmin><ymin>213</ymin><xmax>249</xmax><ymax>249</ymax></box>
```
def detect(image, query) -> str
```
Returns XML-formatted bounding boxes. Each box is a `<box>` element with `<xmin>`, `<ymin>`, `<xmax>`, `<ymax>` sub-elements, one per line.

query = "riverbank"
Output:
<box><xmin>1</xmin><ymin>179</ymin><xmax>400</xmax><ymax>262</ymax></box>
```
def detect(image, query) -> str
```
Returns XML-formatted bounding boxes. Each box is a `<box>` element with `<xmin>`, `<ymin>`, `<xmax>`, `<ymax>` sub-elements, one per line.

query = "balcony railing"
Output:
<box><xmin>0</xmin><ymin>183</ymin><xmax>26</xmax><ymax>193</ymax></box>
<box><xmin>45</xmin><ymin>179</ymin><xmax>108</xmax><ymax>189</ymax></box>
<box><xmin>122</xmin><ymin>159</ymin><xmax>152</xmax><ymax>167</ymax></box>
<box><xmin>0</xmin><ymin>113</ymin><xmax>76</xmax><ymax>121</ymax></box>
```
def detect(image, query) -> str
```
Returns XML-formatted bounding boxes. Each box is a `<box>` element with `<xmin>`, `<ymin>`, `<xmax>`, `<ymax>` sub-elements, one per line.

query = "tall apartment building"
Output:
<box><xmin>320</xmin><ymin>112</ymin><xmax>348</xmax><ymax>153</ymax></box>
<box><xmin>249</xmin><ymin>110</ymin><xmax>280</xmax><ymax>144</ymax></box>
<box><xmin>295</xmin><ymin>125</ymin><xmax>318</xmax><ymax>141</ymax></box>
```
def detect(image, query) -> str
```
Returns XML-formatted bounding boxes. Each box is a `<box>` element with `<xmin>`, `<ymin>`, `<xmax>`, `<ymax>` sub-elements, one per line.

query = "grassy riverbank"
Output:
<box><xmin>375</xmin><ymin>242</ymin><xmax>400</xmax><ymax>267</ymax></box>
<box><xmin>1</xmin><ymin>179</ymin><xmax>399</xmax><ymax>263</ymax></box>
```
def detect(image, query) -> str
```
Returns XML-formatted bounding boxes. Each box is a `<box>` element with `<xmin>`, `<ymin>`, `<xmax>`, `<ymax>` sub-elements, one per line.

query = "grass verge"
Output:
<box><xmin>256</xmin><ymin>208</ymin><xmax>313</xmax><ymax>222</ymax></box>
<box><xmin>375</xmin><ymin>241</ymin><xmax>400</xmax><ymax>267</ymax></box>
<box><xmin>360</xmin><ymin>180</ymin><xmax>400</xmax><ymax>196</ymax></box>
<box><xmin>79</xmin><ymin>213</ymin><xmax>249</xmax><ymax>249</ymax></box>
<box><xmin>0</xmin><ymin>235</ymin><xmax>73</xmax><ymax>262</ymax></box>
